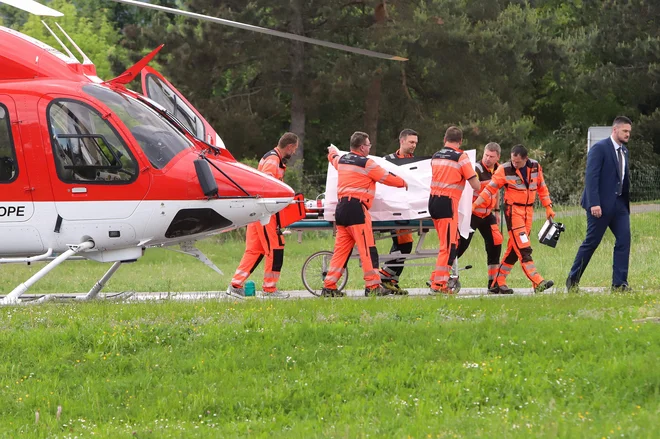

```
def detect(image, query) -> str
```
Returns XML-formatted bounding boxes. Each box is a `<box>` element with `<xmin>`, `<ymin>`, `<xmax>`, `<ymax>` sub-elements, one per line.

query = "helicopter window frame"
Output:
<box><xmin>144</xmin><ymin>73</ymin><xmax>205</xmax><ymax>141</ymax></box>
<box><xmin>0</xmin><ymin>102</ymin><xmax>19</xmax><ymax>184</ymax></box>
<box><xmin>46</xmin><ymin>98</ymin><xmax>139</xmax><ymax>185</ymax></box>
<box><xmin>83</xmin><ymin>84</ymin><xmax>194</xmax><ymax>170</ymax></box>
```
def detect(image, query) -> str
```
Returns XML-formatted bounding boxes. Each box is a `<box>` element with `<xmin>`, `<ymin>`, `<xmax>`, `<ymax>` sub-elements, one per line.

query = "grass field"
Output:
<box><xmin>2</xmin><ymin>209</ymin><xmax>660</xmax><ymax>295</ymax></box>
<box><xmin>1</xmin><ymin>210</ymin><xmax>659</xmax><ymax>438</ymax></box>
<box><xmin>1</xmin><ymin>295</ymin><xmax>659</xmax><ymax>438</ymax></box>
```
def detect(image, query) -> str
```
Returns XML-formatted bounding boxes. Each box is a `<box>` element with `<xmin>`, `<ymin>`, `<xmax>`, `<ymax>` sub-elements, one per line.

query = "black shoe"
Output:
<box><xmin>321</xmin><ymin>287</ymin><xmax>339</xmax><ymax>297</ymax></box>
<box><xmin>381</xmin><ymin>280</ymin><xmax>408</xmax><ymax>295</ymax></box>
<box><xmin>365</xmin><ymin>286</ymin><xmax>391</xmax><ymax>297</ymax></box>
<box><xmin>497</xmin><ymin>284</ymin><xmax>514</xmax><ymax>295</ymax></box>
<box><xmin>612</xmin><ymin>283</ymin><xmax>632</xmax><ymax>293</ymax></box>
<box><xmin>535</xmin><ymin>280</ymin><xmax>554</xmax><ymax>293</ymax></box>
<box><xmin>487</xmin><ymin>285</ymin><xmax>500</xmax><ymax>294</ymax></box>
<box><xmin>565</xmin><ymin>277</ymin><xmax>579</xmax><ymax>293</ymax></box>
<box><xmin>429</xmin><ymin>286</ymin><xmax>452</xmax><ymax>295</ymax></box>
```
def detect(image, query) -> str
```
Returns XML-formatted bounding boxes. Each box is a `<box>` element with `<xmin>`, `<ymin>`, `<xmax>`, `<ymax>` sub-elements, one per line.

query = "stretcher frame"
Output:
<box><xmin>287</xmin><ymin>218</ymin><xmax>467</xmax><ymax>296</ymax></box>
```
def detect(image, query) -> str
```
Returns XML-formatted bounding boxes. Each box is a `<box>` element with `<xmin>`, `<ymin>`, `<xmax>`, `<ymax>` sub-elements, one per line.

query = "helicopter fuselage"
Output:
<box><xmin>0</xmin><ymin>26</ymin><xmax>295</xmax><ymax>263</ymax></box>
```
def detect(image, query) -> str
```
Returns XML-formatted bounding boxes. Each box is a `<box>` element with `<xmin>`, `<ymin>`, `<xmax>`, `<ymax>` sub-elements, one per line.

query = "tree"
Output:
<box><xmin>14</xmin><ymin>0</ymin><xmax>129</xmax><ymax>80</ymax></box>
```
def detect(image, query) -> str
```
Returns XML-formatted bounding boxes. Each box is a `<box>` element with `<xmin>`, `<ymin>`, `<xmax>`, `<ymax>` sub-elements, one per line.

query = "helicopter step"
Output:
<box><xmin>171</xmin><ymin>241</ymin><xmax>223</xmax><ymax>276</ymax></box>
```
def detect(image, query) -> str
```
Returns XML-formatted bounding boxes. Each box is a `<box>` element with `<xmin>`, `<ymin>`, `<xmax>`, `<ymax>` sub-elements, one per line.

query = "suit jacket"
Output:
<box><xmin>580</xmin><ymin>137</ymin><xmax>630</xmax><ymax>216</ymax></box>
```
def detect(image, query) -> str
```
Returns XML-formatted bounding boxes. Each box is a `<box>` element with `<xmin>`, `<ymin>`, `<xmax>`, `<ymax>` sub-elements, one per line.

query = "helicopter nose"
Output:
<box><xmin>216</xmin><ymin>160</ymin><xmax>295</xmax><ymax>209</ymax></box>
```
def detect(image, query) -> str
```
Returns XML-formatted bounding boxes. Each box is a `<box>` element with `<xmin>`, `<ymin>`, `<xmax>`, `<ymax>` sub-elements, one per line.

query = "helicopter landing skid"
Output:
<box><xmin>1</xmin><ymin>241</ymin><xmax>96</xmax><ymax>305</ymax></box>
<box><xmin>34</xmin><ymin>289</ymin><xmax>135</xmax><ymax>304</ymax></box>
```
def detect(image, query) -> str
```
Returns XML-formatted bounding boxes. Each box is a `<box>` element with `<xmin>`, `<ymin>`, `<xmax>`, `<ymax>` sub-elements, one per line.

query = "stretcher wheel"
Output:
<box><xmin>301</xmin><ymin>251</ymin><xmax>348</xmax><ymax>296</ymax></box>
<box><xmin>447</xmin><ymin>276</ymin><xmax>461</xmax><ymax>294</ymax></box>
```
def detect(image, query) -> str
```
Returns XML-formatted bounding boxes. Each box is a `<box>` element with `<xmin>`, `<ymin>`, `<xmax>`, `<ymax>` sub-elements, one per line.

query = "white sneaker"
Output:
<box><xmin>259</xmin><ymin>290</ymin><xmax>290</xmax><ymax>299</ymax></box>
<box><xmin>226</xmin><ymin>284</ymin><xmax>246</xmax><ymax>299</ymax></box>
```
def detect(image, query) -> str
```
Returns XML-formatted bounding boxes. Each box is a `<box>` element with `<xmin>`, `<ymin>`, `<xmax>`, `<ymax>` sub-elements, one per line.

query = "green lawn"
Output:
<box><xmin>1</xmin><ymin>209</ymin><xmax>659</xmax><ymax>294</ymax></box>
<box><xmin>0</xmin><ymin>295</ymin><xmax>659</xmax><ymax>438</ymax></box>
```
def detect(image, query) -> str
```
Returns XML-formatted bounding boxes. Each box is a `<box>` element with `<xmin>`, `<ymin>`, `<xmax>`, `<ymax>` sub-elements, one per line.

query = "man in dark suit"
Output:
<box><xmin>566</xmin><ymin>116</ymin><xmax>632</xmax><ymax>291</ymax></box>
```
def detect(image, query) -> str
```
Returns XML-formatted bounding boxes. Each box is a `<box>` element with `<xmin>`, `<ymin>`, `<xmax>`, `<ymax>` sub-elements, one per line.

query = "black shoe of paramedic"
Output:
<box><xmin>534</xmin><ymin>280</ymin><xmax>554</xmax><ymax>293</ymax></box>
<box><xmin>382</xmin><ymin>280</ymin><xmax>409</xmax><ymax>295</ymax></box>
<box><xmin>365</xmin><ymin>286</ymin><xmax>391</xmax><ymax>297</ymax></box>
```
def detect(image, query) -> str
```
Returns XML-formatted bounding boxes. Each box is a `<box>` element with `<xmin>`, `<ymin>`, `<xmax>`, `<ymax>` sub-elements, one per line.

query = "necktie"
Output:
<box><xmin>617</xmin><ymin>147</ymin><xmax>624</xmax><ymax>195</ymax></box>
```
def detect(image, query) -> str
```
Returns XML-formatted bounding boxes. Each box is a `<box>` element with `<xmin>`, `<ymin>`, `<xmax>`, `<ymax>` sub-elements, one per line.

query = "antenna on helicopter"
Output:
<box><xmin>0</xmin><ymin>0</ymin><xmax>63</xmax><ymax>17</ymax></box>
<box><xmin>106</xmin><ymin>0</ymin><xmax>408</xmax><ymax>61</ymax></box>
<box><xmin>40</xmin><ymin>20</ymin><xmax>80</xmax><ymax>63</ymax></box>
<box><xmin>55</xmin><ymin>23</ymin><xmax>93</xmax><ymax>67</ymax></box>
<box><xmin>54</xmin><ymin>22</ymin><xmax>99</xmax><ymax>77</ymax></box>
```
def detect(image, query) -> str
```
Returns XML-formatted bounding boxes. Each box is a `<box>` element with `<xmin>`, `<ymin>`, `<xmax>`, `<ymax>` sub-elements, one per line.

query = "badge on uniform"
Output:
<box><xmin>538</xmin><ymin>219</ymin><xmax>566</xmax><ymax>248</ymax></box>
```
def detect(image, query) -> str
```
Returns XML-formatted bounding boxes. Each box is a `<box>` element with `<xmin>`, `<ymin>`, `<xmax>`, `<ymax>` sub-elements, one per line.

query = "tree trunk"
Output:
<box><xmin>363</xmin><ymin>1</ymin><xmax>388</xmax><ymax>154</ymax></box>
<box><xmin>363</xmin><ymin>71</ymin><xmax>383</xmax><ymax>154</ymax></box>
<box><xmin>288</xmin><ymin>0</ymin><xmax>305</xmax><ymax>167</ymax></box>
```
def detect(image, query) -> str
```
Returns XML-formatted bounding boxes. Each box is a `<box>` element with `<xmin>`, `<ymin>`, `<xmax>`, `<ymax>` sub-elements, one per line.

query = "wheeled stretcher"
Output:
<box><xmin>287</xmin><ymin>217</ymin><xmax>470</xmax><ymax>296</ymax></box>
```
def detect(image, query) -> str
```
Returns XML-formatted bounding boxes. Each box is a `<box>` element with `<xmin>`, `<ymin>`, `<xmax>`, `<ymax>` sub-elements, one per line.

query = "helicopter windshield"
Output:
<box><xmin>83</xmin><ymin>84</ymin><xmax>192</xmax><ymax>169</ymax></box>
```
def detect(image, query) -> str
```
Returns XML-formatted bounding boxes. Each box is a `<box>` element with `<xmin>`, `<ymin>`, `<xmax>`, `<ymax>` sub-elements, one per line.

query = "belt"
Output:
<box><xmin>339</xmin><ymin>196</ymin><xmax>367</xmax><ymax>203</ymax></box>
<box><xmin>509</xmin><ymin>202</ymin><xmax>534</xmax><ymax>207</ymax></box>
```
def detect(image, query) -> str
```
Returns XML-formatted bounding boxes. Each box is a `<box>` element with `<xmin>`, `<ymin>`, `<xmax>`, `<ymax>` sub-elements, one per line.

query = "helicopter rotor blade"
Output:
<box><xmin>0</xmin><ymin>0</ymin><xmax>64</xmax><ymax>17</ymax></box>
<box><xmin>106</xmin><ymin>0</ymin><xmax>407</xmax><ymax>62</ymax></box>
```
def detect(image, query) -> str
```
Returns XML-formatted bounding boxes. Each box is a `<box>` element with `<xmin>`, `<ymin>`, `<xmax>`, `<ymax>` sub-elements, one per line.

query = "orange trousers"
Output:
<box><xmin>430</xmin><ymin>196</ymin><xmax>459</xmax><ymax>289</ymax></box>
<box><xmin>231</xmin><ymin>214</ymin><xmax>284</xmax><ymax>292</ymax></box>
<box><xmin>324</xmin><ymin>204</ymin><xmax>380</xmax><ymax>290</ymax></box>
<box><xmin>494</xmin><ymin>204</ymin><xmax>544</xmax><ymax>288</ymax></box>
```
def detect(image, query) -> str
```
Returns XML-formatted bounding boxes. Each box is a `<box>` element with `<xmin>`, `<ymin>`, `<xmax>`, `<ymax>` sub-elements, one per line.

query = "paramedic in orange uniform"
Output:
<box><xmin>380</xmin><ymin>128</ymin><xmax>418</xmax><ymax>295</ymax></box>
<box><xmin>322</xmin><ymin>132</ymin><xmax>408</xmax><ymax>297</ymax></box>
<box><xmin>456</xmin><ymin>142</ymin><xmax>504</xmax><ymax>289</ymax></box>
<box><xmin>473</xmin><ymin>144</ymin><xmax>556</xmax><ymax>294</ymax></box>
<box><xmin>226</xmin><ymin>132</ymin><xmax>299</xmax><ymax>299</ymax></box>
<box><xmin>428</xmin><ymin>126</ymin><xmax>481</xmax><ymax>294</ymax></box>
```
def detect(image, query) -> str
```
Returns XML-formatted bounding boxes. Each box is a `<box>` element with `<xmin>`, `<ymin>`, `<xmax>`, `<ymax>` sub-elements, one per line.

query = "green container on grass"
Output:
<box><xmin>244</xmin><ymin>280</ymin><xmax>256</xmax><ymax>297</ymax></box>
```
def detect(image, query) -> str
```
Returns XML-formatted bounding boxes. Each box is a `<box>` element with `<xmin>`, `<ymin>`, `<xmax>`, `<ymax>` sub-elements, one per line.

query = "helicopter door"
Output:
<box><xmin>40</xmin><ymin>95</ymin><xmax>151</xmax><ymax>221</ymax></box>
<box><xmin>0</xmin><ymin>95</ymin><xmax>43</xmax><ymax>254</ymax></box>
<box><xmin>140</xmin><ymin>66</ymin><xmax>224</xmax><ymax>147</ymax></box>
<box><xmin>0</xmin><ymin>95</ymin><xmax>34</xmax><ymax>219</ymax></box>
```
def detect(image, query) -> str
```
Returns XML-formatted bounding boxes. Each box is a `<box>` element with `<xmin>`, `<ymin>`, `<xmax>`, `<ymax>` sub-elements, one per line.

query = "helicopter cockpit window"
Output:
<box><xmin>83</xmin><ymin>84</ymin><xmax>193</xmax><ymax>169</ymax></box>
<box><xmin>145</xmin><ymin>74</ymin><xmax>205</xmax><ymax>140</ymax></box>
<box><xmin>0</xmin><ymin>104</ymin><xmax>18</xmax><ymax>183</ymax></box>
<box><xmin>47</xmin><ymin>100</ymin><xmax>138</xmax><ymax>183</ymax></box>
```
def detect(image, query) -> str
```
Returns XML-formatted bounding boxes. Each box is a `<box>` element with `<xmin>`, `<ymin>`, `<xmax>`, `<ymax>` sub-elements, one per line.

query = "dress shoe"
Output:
<box><xmin>565</xmin><ymin>277</ymin><xmax>579</xmax><ymax>293</ymax></box>
<box><xmin>611</xmin><ymin>283</ymin><xmax>633</xmax><ymax>293</ymax></box>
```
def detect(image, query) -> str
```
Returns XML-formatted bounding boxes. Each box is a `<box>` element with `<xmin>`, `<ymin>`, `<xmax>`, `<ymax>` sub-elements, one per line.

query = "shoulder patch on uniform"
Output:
<box><xmin>339</xmin><ymin>153</ymin><xmax>368</xmax><ymax>168</ymax></box>
<box><xmin>261</xmin><ymin>150</ymin><xmax>278</xmax><ymax>160</ymax></box>
<box><xmin>432</xmin><ymin>148</ymin><xmax>462</xmax><ymax>162</ymax></box>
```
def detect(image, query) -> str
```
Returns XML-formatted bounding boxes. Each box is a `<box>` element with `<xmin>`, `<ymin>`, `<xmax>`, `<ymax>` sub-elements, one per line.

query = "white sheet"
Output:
<box><xmin>324</xmin><ymin>150</ymin><xmax>476</xmax><ymax>238</ymax></box>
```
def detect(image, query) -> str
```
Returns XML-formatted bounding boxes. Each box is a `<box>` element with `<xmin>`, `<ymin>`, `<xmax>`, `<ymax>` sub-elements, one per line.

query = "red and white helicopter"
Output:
<box><xmin>0</xmin><ymin>0</ymin><xmax>405</xmax><ymax>304</ymax></box>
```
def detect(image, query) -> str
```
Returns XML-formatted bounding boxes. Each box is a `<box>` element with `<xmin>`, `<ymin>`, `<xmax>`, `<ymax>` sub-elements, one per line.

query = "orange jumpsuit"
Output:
<box><xmin>429</xmin><ymin>145</ymin><xmax>477</xmax><ymax>291</ymax></box>
<box><xmin>380</xmin><ymin>149</ymin><xmax>414</xmax><ymax>282</ymax></box>
<box><xmin>324</xmin><ymin>151</ymin><xmax>406</xmax><ymax>291</ymax></box>
<box><xmin>476</xmin><ymin>159</ymin><xmax>552</xmax><ymax>288</ymax></box>
<box><xmin>456</xmin><ymin>160</ymin><xmax>503</xmax><ymax>288</ymax></box>
<box><xmin>230</xmin><ymin>149</ymin><xmax>287</xmax><ymax>292</ymax></box>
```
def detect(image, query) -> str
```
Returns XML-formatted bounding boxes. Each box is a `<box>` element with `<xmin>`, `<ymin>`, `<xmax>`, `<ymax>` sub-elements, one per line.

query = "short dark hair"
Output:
<box><xmin>613</xmin><ymin>116</ymin><xmax>632</xmax><ymax>127</ymax></box>
<box><xmin>399</xmin><ymin>129</ymin><xmax>418</xmax><ymax>140</ymax></box>
<box><xmin>511</xmin><ymin>144</ymin><xmax>528</xmax><ymax>158</ymax></box>
<box><xmin>278</xmin><ymin>132</ymin><xmax>299</xmax><ymax>148</ymax></box>
<box><xmin>484</xmin><ymin>142</ymin><xmax>501</xmax><ymax>154</ymax></box>
<box><xmin>444</xmin><ymin>126</ymin><xmax>462</xmax><ymax>143</ymax></box>
<box><xmin>350</xmin><ymin>131</ymin><xmax>370</xmax><ymax>150</ymax></box>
